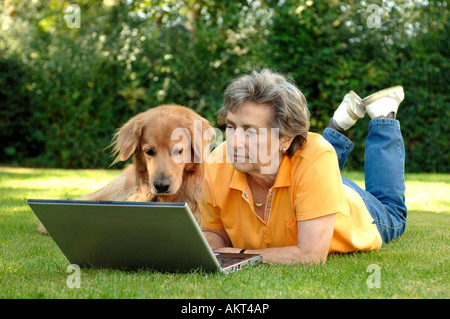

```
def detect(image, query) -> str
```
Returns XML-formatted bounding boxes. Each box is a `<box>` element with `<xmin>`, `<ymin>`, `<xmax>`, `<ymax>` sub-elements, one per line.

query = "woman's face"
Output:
<box><xmin>225</xmin><ymin>101</ymin><xmax>283</xmax><ymax>175</ymax></box>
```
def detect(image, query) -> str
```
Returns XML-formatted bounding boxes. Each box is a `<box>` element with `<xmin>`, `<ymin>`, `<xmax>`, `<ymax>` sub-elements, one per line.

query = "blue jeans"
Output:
<box><xmin>322</xmin><ymin>119</ymin><xmax>407</xmax><ymax>243</ymax></box>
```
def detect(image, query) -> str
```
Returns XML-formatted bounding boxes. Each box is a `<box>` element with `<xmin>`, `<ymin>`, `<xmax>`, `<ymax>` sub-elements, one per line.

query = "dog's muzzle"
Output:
<box><xmin>153</xmin><ymin>178</ymin><xmax>171</xmax><ymax>193</ymax></box>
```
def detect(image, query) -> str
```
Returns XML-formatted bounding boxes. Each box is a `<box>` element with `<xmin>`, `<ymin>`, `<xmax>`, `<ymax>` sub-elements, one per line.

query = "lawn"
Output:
<box><xmin>0</xmin><ymin>167</ymin><xmax>448</xmax><ymax>299</ymax></box>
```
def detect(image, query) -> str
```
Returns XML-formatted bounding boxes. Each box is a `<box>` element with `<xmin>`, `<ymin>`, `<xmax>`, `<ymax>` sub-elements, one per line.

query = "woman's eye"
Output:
<box><xmin>246</xmin><ymin>128</ymin><xmax>257</xmax><ymax>135</ymax></box>
<box><xmin>145</xmin><ymin>149</ymin><xmax>155</xmax><ymax>156</ymax></box>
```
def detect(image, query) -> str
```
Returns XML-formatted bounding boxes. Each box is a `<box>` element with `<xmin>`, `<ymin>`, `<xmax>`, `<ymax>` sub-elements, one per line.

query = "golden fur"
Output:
<box><xmin>38</xmin><ymin>105</ymin><xmax>213</xmax><ymax>234</ymax></box>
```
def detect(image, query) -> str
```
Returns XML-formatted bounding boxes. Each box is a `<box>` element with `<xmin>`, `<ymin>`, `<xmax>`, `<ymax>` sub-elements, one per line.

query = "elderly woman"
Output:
<box><xmin>201</xmin><ymin>69</ymin><xmax>407</xmax><ymax>265</ymax></box>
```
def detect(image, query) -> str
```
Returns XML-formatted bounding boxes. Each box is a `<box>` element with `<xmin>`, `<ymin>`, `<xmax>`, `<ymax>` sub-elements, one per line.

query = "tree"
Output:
<box><xmin>0</xmin><ymin>0</ymin><xmax>448</xmax><ymax>171</ymax></box>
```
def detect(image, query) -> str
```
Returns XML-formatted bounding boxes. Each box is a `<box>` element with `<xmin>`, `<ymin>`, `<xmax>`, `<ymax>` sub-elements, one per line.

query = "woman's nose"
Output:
<box><xmin>233</xmin><ymin>128</ymin><xmax>246</xmax><ymax>148</ymax></box>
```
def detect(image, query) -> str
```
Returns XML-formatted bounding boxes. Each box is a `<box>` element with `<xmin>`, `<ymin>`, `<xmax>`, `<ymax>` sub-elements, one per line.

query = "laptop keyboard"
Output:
<box><xmin>216</xmin><ymin>257</ymin><xmax>242</xmax><ymax>267</ymax></box>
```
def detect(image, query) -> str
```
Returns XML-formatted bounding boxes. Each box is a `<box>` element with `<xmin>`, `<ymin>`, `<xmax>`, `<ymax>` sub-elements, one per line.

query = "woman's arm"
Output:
<box><xmin>214</xmin><ymin>213</ymin><xmax>336</xmax><ymax>265</ymax></box>
<box><xmin>202</xmin><ymin>227</ymin><xmax>232</xmax><ymax>251</ymax></box>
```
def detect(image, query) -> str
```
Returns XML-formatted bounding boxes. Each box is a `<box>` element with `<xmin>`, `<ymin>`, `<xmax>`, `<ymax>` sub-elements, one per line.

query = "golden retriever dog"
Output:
<box><xmin>38</xmin><ymin>105</ymin><xmax>213</xmax><ymax>234</ymax></box>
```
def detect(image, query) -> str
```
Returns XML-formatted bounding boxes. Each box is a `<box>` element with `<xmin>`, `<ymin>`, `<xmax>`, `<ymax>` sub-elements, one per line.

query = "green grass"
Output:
<box><xmin>0</xmin><ymin>167</ymin><xmax>449</xmax><ymax>299</ymax></box>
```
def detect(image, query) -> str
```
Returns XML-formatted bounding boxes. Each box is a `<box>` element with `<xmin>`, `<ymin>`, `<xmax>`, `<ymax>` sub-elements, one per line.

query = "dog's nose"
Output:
<box><xmin>153</xmin><ymin>178</ymin><xmax>171</xmax><ymax>193</ymax></box>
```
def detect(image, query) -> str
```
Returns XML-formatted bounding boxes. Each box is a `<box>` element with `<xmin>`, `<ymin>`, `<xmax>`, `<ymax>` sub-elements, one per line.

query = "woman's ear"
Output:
<box><xmin>280</xmin><ymin>135</ymin><xmax>295</xmax><ymax>152</ymax></box>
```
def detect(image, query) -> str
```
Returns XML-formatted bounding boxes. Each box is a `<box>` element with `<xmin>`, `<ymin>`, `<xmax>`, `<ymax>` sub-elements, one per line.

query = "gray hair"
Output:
<box><xmin>218</xmin><ymin>68</ymin><xmax>310</xmax><ymax>156</ymax></box>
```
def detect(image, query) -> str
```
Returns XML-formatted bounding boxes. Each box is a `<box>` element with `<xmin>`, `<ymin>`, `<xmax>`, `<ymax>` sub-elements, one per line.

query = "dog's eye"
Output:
<box><xmin>145</xmin><ymin>149</ymin><xmax>155</xmax><ymax>156</ymax></box>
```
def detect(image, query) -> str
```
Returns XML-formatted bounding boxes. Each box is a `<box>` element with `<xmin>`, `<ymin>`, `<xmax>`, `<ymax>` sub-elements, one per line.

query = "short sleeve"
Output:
<box><xmin>293</xmin><ymin>150</ymin><xmax>347</xmax><ymax>221</ymax></box>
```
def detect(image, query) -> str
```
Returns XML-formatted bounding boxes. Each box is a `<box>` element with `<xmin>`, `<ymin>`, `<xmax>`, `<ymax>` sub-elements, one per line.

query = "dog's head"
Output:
<box><xmin>110</xmin><ymin>105</ymin><xmax>214</xmax><ymax>196</ymax></box>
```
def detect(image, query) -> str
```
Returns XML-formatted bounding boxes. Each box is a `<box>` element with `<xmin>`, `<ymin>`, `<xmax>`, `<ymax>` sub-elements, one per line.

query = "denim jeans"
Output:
<box><xmin>322</xmin><ymin>119</ymin><xmax>407</xmax><ymax>243</ymax></box>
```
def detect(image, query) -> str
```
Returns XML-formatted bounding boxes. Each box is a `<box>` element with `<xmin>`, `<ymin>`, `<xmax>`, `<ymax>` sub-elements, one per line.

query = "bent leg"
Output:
<box><xmin>322</xmin><ymin>127</ymin><xmax>354</xmax><ymax>171</ymax></box>
<box><xmin>324</xmin><ymin>119</ymin><xmax>407</xmax><ymax>243</ymax></box>
<box><xmin>364</xmin><ymin>118</ymin><xmax>407</xmax><ymax>243</ymax></box>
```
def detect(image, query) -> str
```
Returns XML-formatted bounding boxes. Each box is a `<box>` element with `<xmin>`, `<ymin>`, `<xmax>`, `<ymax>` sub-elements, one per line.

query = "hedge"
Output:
<box><xmin>0</xmin><ymin>0</ymin><xmax>448</xmax><ymax>172</ymax></box>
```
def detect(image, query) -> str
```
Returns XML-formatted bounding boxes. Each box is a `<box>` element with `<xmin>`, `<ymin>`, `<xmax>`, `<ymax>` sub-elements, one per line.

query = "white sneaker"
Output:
<box><xmin>332</xmin><ymin>90</ymin><xmax>365</xmax><ymax>131</ymax></box>
<box><xmin>363</xmin><ymin>86</ymin><xmax>404</xmax><ymax>119</ymax></box>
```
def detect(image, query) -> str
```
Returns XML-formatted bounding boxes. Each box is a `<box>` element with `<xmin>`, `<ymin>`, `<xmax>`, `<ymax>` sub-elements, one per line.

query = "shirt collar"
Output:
<box><xmin>273</xmin><ymin>155</ymin><xmax>291</xmax><ymax>188</ymax></box>
<box><xmin>229</xmin><ymin>169</ymin><xmax>247</xmax><ymax>192</ymax></box>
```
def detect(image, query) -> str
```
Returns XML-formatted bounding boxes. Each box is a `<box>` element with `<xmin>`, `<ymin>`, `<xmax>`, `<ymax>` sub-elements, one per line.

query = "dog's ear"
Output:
<box><xmin>110</xmin><ymin>115</ymin><xmax>143</xmax><ymax>165</ymax></box>
<box><xmin>191</xmin><ymin>116</ymin><xmax>214</xmax><ymax>163</ymax></box>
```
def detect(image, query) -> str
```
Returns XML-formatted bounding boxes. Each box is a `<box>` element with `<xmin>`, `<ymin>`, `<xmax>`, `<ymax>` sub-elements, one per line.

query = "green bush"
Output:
<box><xmin>0</xmin><ymin>56</ymin><xmax>43</xmax><ymax>165</ymax></box>
<box><xmin>260</xmin><ymin>0</ymin><xmax>449</xmax><ymax>172</ymax></box>
<box><xmin>0</xmin><ymin>0</ymin><xmax>448</xmax><ymax>172</ymax></box>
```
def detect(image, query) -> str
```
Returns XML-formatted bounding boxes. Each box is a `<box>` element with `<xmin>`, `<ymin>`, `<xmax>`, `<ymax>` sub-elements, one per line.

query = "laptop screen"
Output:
<box><xmin>28</xmin><ymin>199</ymin><xmax>221</xmax><ymax>271</ymax></box>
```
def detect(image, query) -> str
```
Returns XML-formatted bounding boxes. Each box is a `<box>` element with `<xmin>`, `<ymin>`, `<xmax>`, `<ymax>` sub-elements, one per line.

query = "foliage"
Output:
<box><xmin>0</xmin><ymin>0</ymin><xmax>448</xmax><ymax>172</ymax></box>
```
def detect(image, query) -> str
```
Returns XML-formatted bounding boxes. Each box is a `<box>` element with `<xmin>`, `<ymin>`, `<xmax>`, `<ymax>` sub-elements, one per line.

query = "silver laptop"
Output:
<box><xmin>27</xmin><ymin>199</ymin><xmax>262</xmax><ymax>274</ymax></box>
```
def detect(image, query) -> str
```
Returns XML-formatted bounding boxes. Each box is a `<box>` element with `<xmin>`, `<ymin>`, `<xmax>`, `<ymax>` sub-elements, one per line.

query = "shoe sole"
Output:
<box><xmin>362</xmin><ymin>86</ymin><xmax>404</xmax><ymax>105</ymax></box>
<box><xmin>346</xmin><ymin>90</ymin><xmax>365</xmax><ymax>120</ymax></box>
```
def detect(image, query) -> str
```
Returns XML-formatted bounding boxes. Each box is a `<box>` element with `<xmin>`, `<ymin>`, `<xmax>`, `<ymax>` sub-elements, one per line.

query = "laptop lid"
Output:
<box><xmin>27</xmin><ymin>199</ymin><xmax>261</xmax><ymax>273</ymax></box>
